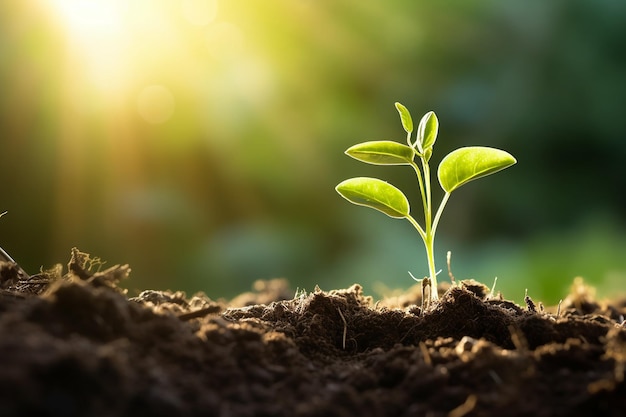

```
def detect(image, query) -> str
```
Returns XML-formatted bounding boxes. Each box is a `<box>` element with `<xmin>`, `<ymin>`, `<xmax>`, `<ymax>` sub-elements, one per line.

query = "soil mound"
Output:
<box><xmin>0</xmin><ymin>249</ymin><xmax>624</xmax><ymax>416</ymax></box>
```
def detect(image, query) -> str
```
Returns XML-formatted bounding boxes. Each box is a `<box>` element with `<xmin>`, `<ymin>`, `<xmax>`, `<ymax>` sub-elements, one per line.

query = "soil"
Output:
<box><xmin>0</xmin><ymin>248</ymin><xmax>625</xmax><ymax>417</ymax></box>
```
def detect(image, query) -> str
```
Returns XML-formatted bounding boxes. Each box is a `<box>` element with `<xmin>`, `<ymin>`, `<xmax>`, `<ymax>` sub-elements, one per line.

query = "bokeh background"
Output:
<box><xmin>2</xmin><ymin>0</ymin><xmax>626</xmax><ymax>304</ymax></box>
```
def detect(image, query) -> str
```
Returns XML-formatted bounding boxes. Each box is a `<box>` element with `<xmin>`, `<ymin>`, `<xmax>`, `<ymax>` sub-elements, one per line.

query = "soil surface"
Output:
<box><xmin>1</xmin><ymin>248</ymin><xmax>625</xmax><ymax>416</ymax></box>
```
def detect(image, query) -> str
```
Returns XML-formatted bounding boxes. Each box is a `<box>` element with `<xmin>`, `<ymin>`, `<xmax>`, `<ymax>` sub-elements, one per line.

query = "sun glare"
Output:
<box><xmin>42</xmin><ymin>0</ymin><xmax>224</xmax><ymax>96</ymax></box>
<box><xmin>42</xmin><ymin>0</ymin><xmax>135</xmax><ymax>96</ymax></box>
<box><xmin>49</xmin><ymin>0</ymin><xmax>128</xmax><ymax>37</ymax></box>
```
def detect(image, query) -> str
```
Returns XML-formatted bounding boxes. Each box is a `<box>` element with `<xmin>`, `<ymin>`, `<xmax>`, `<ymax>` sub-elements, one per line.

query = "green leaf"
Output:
<box><xmin>345</xmin><ymin>141</ymin><xmax>415</xmax><ymax>165</ymax></box>
<box><xmin>336</xmin><ymin>177</ymin><xmax>410</xmax><ymax>219</ymax></box>
<box><xmin>438</xmin><ymin>146</ymin><xmax>517</xmax><ymax>193</ymax></box>
<box><xmin>422</xmin><ymin>147</ymin><xmax>433</xmax><ymax>163</ymax></box>
<box><xmin>395</xmin><ymin>102</ymin><xmax>413</xmax><ymax>134</ymax></box>
<box><xmin>416</xmin><ymin>111</ymin><xmax>438</xmax><ymax>152</ymax></box>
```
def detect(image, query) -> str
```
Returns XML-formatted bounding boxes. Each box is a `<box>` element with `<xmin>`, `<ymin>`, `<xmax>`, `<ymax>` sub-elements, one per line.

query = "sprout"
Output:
<box><xmin>336</xmin><ymin>103</ymin><xmax>516</xmax><ymax>305</ymax></box>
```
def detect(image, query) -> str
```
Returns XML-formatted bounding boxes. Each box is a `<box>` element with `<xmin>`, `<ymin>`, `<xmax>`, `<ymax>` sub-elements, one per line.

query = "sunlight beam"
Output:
<box><xmin>49</xmin><ymin>0</ymin><xmax>128</xmax><ymax>37</ymax></box>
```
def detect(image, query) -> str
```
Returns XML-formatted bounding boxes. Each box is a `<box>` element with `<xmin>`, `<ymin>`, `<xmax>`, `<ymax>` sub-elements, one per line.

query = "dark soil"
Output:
<box><xmin>1</xmin><ymin>248</ymin><xmax>625</xmax><ymax>416</ymax></box>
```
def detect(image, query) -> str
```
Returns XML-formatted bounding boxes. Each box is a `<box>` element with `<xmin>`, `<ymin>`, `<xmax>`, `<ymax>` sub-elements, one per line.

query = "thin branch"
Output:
<box><xmin>337</xmin><ymin>307</ymin><xmax>347</xmax><ymax>350</ymax></box>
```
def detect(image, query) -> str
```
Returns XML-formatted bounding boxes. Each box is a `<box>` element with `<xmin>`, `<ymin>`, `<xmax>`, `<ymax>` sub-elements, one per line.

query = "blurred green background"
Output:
<box><xmin>2</xmin><ymin>0</ymin><xmax>626</xmax><ymax>304</ymax></box>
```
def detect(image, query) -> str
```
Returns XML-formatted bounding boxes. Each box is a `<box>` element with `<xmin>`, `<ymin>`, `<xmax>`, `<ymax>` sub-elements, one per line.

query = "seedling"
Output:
<box><xmin>336</xmin><ymin>103</ymin><xmax>516</xmax><ymax>305</ymax></box>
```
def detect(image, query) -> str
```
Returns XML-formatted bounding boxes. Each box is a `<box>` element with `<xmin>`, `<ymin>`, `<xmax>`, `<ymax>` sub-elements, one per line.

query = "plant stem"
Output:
<box><xmin>407</xmin><ymin>215</ymin><xmax>438</xmax><ymax>302</ymax></box>
<box><xmin>420</xmin><ymin>157</ymin><xmax>439</xmax><ymax>301</ymax></box>
<box><xmin>432</xmin><ymin>192</ymin><xmax>451</xmax><ymax>237</ymax></box>
<box><xmin>421</xmin><ymin>192</ymin><xmax>451</xmax><ymax>302</ymax></box>
<box><xmin>408</xmin><ymin>154</ymin><xmax>440</xmax><ymax>303</ymax></box>
<box><xmin>406</xmin><ymin>215</ymin><xmax>426</xmax><ymax>242</ymax></box>
<box><xmin>421</xmin><ymin>159</ymin><xmax>432</xmax><ymax>228</ymax></box>
<box><xmin>410</xmin><ymin>161</ymin><xmax>428</xmax><ymax>220</ymax></box>
<box><xmin>424</xmin><ymin>233</ymin><xmax>438</xmax><ymax>301</ymax></box>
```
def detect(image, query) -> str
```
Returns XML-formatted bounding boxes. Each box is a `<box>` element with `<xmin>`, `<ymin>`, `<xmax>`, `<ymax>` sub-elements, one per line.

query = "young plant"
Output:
<box><xmin>336</xmin><ymin>103</ymin><xmax>516</xmax><ymax>305</ymax></box>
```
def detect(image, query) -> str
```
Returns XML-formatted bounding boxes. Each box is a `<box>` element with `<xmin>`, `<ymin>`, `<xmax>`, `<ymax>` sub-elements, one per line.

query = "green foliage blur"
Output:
<box><xmin>2</xmin><ymin>0</ymin><xmax>626</xmax><ymax>304</ymax></box>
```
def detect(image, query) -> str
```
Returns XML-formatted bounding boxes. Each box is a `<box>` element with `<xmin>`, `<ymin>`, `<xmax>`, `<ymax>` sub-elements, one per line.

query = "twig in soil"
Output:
<box><xmin>487</xmin><ymin>277</ymin><xmax>498</xmax><ymax>299</ymax></box>
<box><xmin>408</xmin><ymin>271</ymin><xmax>432</xmax><ymax>311</ymax></box>
<box><xmin>0</xmin><ymin>245</ymin><xmax>30</xmax><ymax>281</ymax></box>
<box><xmin>508</xmin><ymin>325</ymin><xmax>529</xmax><ymax>351</ymax></box>
<box><xmin>336</xmin><ymin>307</ymin><xmax>347</xmax><ymax>350</ymax></box>
<box><xmin>448</xmin><ymin>394</ymin><xmax>477</xmax><ymax>417</ymax></box>
<box><xmin>177</xmin><ymin>306</ymin><xmax>223</xmax><ymax>321</ymax></box>
<box><xmin>419</xmin><ymin>341</ymin><xmax>432</xmax><ymax>366</ymax></box>
<box><xmin>294</xmin><ymin>288</ymin><xmax>308</xmax><ymax>314</ymax></box>
<box><xmin>421</xmin><ymin>277</ymin><xmax>432</xmax><ymax>311</ymax></box>
<box><xmin>293</xmin><ymin>287</ymin><xmax>307</xmax><ymax>299</ymax></box>
<box><xmin>556</xmin><ymin>299</ymin><xmax>563</xmax><ymax>318</ymax></box>
<box><xmin>446</xmin><ymin>250</ymin><xmax>456</xmax><ymax>285</ymax></box>
<box><xmin>524</xmin><ymin>289</ymin><xmax>536</xmax><ymax>313</ymax></box>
